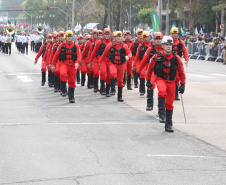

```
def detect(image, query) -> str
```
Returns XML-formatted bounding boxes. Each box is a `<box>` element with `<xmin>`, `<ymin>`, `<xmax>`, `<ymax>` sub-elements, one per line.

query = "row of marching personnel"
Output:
<box><xmin>34</xmin><ymin>27</ymin><xmax>188</xmax><ymax>133</ymax></box>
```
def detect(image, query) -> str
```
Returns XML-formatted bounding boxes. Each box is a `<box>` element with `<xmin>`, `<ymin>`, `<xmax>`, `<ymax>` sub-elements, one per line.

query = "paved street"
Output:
<box><xmin>1</xmin><ymin>46</ymin><xmax>226</xmax><ymax>185</ymax></box>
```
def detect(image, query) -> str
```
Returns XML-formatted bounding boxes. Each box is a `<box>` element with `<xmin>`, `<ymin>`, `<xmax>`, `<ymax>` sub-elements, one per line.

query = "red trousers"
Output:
<box><xmin>109</xmin><ymin>63</ymin><xmax>126</xmax><ymax>87</ymax></box>
<box><xmin>54</xmin><ymin>61</ymin><xmax>60</xmax><ymax>76</ymax></box>
<box><xmin>93</xmin><ymin>62</ymin><xmax>100</xmax><ymax>78</ymax></box>
<box><xmin>137</xmin><ymin>60</ymin><xmax>147</xmax><ymax>79</ymax></box>
<box><xmin>81</xmin><ymin>58</ymin><xmax>88</xmax><ymax>74</ymax></box>
<box><xmin>156</xmin><ymin>78</ymin><xmax>176</xmax><ymax>111</ymax></box>
<box><xmin>60</xmin><ymin>63</ymin><xmax>77</xmax><ymax>88</ymax></box>
<box><xmin>100</xmin><ymin>61</ymin><xmax>111</xmax><ymax>84</ymax></box>
<box><xmin>126</xmin><ymin>58</ymin><xmax>132</xmax><ymax>76</ymax></box>
<box><xmin>41</xmin><ymin>61</ymin><xmax>47</xmax><ymax>72</ymax></box>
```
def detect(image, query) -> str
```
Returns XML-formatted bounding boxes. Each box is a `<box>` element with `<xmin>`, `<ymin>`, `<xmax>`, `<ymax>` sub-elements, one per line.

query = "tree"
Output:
<box><xmin>137</xmin><ymin>8</ymin><xmax>152</xmax><ymax>25</ymax></box>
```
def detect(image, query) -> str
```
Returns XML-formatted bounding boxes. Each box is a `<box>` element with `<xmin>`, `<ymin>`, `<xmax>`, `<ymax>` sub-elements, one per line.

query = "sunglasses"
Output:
<box><xmin>105</xmin><ymin>31</ymin><xmax>110</xmax><ymax>33</ymax></box>
<box><xmin>93</xmin><ymin>31</ymin><xmax>97</xmax><ymax>34</ymax></box>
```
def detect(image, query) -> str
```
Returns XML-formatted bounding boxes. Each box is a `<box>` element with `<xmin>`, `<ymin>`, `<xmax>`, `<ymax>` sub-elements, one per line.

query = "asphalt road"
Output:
<box><xmin>0</xmin><ymin>46</ymin><xmax>226</xmax><ymax>185</ymax></box>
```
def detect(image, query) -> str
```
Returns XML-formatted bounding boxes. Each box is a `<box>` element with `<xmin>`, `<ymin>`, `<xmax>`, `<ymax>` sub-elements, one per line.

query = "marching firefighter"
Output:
<box><xmin>123</xmin><ymin>30</ymin><xmax>133</xmax><ymax>90</ymax></box>
<box><xmin>138</xmin><ymin>32</ymin><xmax>163</xmax><ymax>111</ymax></box>
<box><xmin>51</xmin><ymin>30</ymin><xmax>81</xmax><ymax>103</ymax></box>
<box><xmin>42</xmin><ymin>33</ymin><xmax>56</xmax><ymax>87</ymax></box>
<box><xmin>89</xmin><ymin>28</ymin><xmax>112</xmax><ymax>96</ymax></box>
<box><xmin>79</xmin><ymin>35</ymin><xmax>88</xmax><ymax>86</ymax></box>
<box><xmin>88</xmin><ymin>30</ymin><xmax>103</xmax><ymax>93</ymax></box>
<box><xmin>134</xmin><ymin>31</ymin><xmax>152</xmax><ymax>96</ymax></box>
<box><xmin>130</xmin><ymin>29</ymin><xmax>144</xmax><ymax>88</ymax></box>
<box><xmin>170</xmin><ymin>27</ymin><xmax>189</xmax><ymax>100</ymax></box>
<box><xmin>34</xmin><ymin>34</ymin><xmax>52</xmax><ymax>86</ymax></box>
<box><xmin>148</xmin><ymin>36</ymin><xmax>186</xmax><ymax>132</ymax></box>
<box><xmin>99</xmin><ymin>31</ymin><xmax>132</xmax><ymax>102</ymax></box>
<box><xmin>76</xmin><ymin>35</ymin><xmax>84</xmax><ymax>84</ymax></box>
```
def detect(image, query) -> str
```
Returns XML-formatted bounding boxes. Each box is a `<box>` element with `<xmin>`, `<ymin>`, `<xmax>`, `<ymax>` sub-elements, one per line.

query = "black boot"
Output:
<box><xmin>146</xmin><ymin>88</ymin><xmax>154</xmax><ymax>111</ymax></box>
<box><xmin>100</xmin><ymin>80</ymin><xmax>106</xmax><ymax>95</ymax></box>
<box><xmin>54</xmin><ymin>75</ymin><xmax>59</xmax><ymax>92</ymax></box>
<box><xmin>106</xmin><ymin>84</ymin><xmax>111</xmax><ymax>97</ymax></box>
<box><xmin>175</xmin><ymin>84</ymin><xmax>180</xmax><ymax>101</ymax></box>
<box><xmin>134</xmin><ymin>71</ymin><xmax>138</xmax><ymax>88</ymax></box>
<box><xmin>48</xmin><ymin>72</ymin><xmax>54</xmax><ymax>87</ymax></box>
<box><xmin>81</xmin><ymin>74</ymin><xmax>86</xmax><ymax>86</ymax></box>
<box><xmin>127</xmin><ymin>75</ymin><xmax>133</xmax><ymax>90</ymax></box>
<box><xmin>60</xmin><ymin>80</ymin><xmax>63</xmax><ymax>95</ymax></box>
<box><xmin>114</xmin><ymin>78</ymin><xmax>117</xmax><ymax>86</ymax></box>
<box><xmin>123</xmin><ymin>72</ymin><xmax>126</xmax><ymax>87</ymax></box>
<box><xmin>158</xmin><ymin>97</ymin><xmax>166</xmax><ymax>123</ymax></box>
<box><xmin>61</xmin><ymin>81</ymin><xmax>67</xmax><ymax>97</ymax></box>
<box><xmin>93</xmin><ymin>77</ymin><xmax>99</xmax><ymax>93</ymax></box>
<box><xmin>110</xmin><ymin>79</ymin><xmax>116</xmax><ymax>95</ymax></box>
<box><xmin>165</xmin><ymin>109</ymin><xmax>174</xmax><ymax>132</ymax></box>
<box><xmin>87</xmin><ymin>76</ymin><xmax>92</xmax><ymax>89</ymax></box>
<box><xmin>69</xmin><ymin>87</ymin><xmax>75</xmax><ymax>103</ymax></box>
<box><xmin>140</xmin><ymin>78</ymin><xmax>145</xmax><ymax>96</ymax></box>
<box><xmin>41</xmin><ymin>72</ymin><xmax>46</xmax><ymax>86</ymax></box>
<box><xmin>90</xmin><ymin>73</ymin><xmax>94</xmax><ymax>88</ymax></box>
<box><xmin>118</xmin><ymin>87</ymin><xmax>124</xmax><ymax>102</ymax></box>
<box><xmin>77</xmin><ymin>70</ymin><xmax>80</xmax><ymax>84</ymax></box>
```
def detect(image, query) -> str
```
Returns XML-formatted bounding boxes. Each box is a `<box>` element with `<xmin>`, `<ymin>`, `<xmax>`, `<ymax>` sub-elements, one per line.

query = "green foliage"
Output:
<box><xmin>137</xmin><ymin>8</ymin><xmax>152</xmax><ymax>25</ymax></box>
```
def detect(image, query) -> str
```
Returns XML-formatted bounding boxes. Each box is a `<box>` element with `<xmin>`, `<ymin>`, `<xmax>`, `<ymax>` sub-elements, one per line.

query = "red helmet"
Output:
<box><xmin>124</xmin><ymin>30</ymin><xmax>131</xmax><ymax>35</ymax></box>
<box><xmin>85</xmin><ymin>35</ymin><xmax>91</xmax><ymax>40</ymax></box>
<box><xmin>78</xmin><ymin>35</ymin><xmax>83</xmax><ymax>39</ymax></box>
<box><xmin>137</xmin><ymin>29</ymin><xmax>143</xmax><ymax>34</ymax></box>
<box><xmin>104</xmin><ymin>28</ymin><xmax>111</xmax><ymax>34</ymax></box>
<box><xmin>98</xmin><ymin>30</ymin><xmax>103</xmax><ymax>35</ymax></box>
<box><xmin>154</xmin><ymin>32</ymin><xmax>163</xmax><ymax>39</ymax></box>
<box><xmin>58</xmin><ymin>31</ymin><xmax>65</xmax><ymax>36</ymax></box>
<box><xmin>92</xmin><ymin>29</ymin><xmax>98</xmax><ymax>34</ymax></box>
<box><xmin>52</xmin><ymin>32</ymin><xmax>58</xmax><ymax>38</ymax></box>
<box><xmin>46</xmin><ymin>34</ymin><xmax>52</xmax><ymax>38</ymax></box>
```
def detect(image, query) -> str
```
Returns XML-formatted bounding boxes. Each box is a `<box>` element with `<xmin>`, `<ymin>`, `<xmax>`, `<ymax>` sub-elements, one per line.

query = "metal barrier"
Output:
<box><xmin>186</xmin><ymin>42</ymin><xmax>224</xmax><ymax>62</ymax></box>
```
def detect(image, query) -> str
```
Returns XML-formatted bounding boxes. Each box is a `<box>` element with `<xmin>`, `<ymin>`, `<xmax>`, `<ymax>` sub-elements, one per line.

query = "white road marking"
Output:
<box><xmin>17</xmin><ymin>76</ymin><xmax>33</xmax><ymax>82</ymax></box>
<box><xmin>186</xmin><ymin>73</ymin><xmax>214</xmax><ymax>79</ymax></box>
<box><xmin>211</xmin><ymin>73</ymin><xmax>226</xmax><ymax>77</ymax></box>
<box><xmin>146</xmin><ymin>154</ymin><xmax>217</xmax><ymax>159</ymax></box>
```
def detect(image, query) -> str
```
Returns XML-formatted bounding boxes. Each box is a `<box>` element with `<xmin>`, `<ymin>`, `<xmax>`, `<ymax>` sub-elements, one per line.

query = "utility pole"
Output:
<box><xmin>221</xmin><ymin>8</ymin><xmax>225</xmax><ymax>36</ymax></box>
<box><xmin>130</xmin><ymin>0</ymin><xmax>132</xmax><ymax>32</ymax></box>
<box><xmin>216</xmin><ymin>11</ymin><xmax>218</xmax><ymax>34</ymax></box>
<box><xmin>158</xmin><ymin>0</ymin><xmax>162</xmax><ymax>31</ymax></box>
<box><xmin>109</xmin><ymin>0</ymin><xmax>112</xmax><ymax>30</ymax></box>
<box><xmin>66</xmin><ymin>0</ymin><xmax>69</xmax><ymax>30</ymax></box>
<box><xmin>119</xmin><ymin>0</ymin><xmax>124</xmax><ymax>31</ymax></box>
<box><xmin>166</xmin><ymin>0</ymin><xmax>169</xmax><ymax>35</ymax></box>
<box><xmin>72</xmin><ymin>0</ymin><xmax>75</xmax><ymax>31</ymax></box>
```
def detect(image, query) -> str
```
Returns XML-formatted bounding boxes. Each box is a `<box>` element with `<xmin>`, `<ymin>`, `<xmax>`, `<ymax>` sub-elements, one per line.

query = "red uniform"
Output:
<box><xmin>124</xmin><ymin>40</ymin><xmax>132</xmax><ymax>76</ymax></box>
<box><xmin>88</xmin><ymin>40</ymin><xmax>98</xmax><ymax>76</ymax></box>
<box><xmin>35</xmin><ymin>43</ymin><xmax>48</xmax><ymax>72</ymax></box>
<box><xmin>49</xmin><ymin>41</ymin><xmax>62</xmax><ymax>76</ymax></box>
<box><xmin>52</xmin><ymin>41</ymin><xmax>81</xmax><ymax>88</ymax></box>
<box><xmin>134</xmin><ymin>41</ymin><xmax>152</xmax><ymax>79</ymax></box>
<box><xmin>100</xmin><ymin>41</ymin><xmax>132</xmax><ymax>87</ymax></box>
<box><xmin>130</xmin><ymin>39</ymin><xmax>143</xmax><ymax>70</ymax></box>
<box><xmin>149</xmin><ymin>52</ymin><xmax>186</xmax><ymax>110</ymax></box>
<box><xmin>81</xmin><ymin>40</ymin><xmax>92</xmax><ymax>75</ymax></box>
<box><xmin>90</xmin><ymin>38</ymin><xmax>112</xmax><ymax>80</ymax></box>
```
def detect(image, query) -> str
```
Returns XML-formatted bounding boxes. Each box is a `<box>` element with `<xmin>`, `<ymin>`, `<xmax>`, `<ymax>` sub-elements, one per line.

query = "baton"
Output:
<box><xmin>180</xmin><ymin>93</ymin><xmax>187</xmax><ymax>124</ymax></box>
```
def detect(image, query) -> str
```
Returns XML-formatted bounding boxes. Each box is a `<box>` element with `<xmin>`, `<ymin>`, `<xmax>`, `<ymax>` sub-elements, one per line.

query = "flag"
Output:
<box><xmin>133</xmin><ymin>27</ymin><xmax>135</xmax><ymax>34</ymax></box>
<box><xmin>180</xmin><ymin>26</ymin><xmax>185</xmax><ymax>36</ymax></box>
<box><xmin>195</xmin><ymin>27</ymin><xmax>198</xmax><ymax>35</ymax></box>
<box><xmin>172</xmin><ymin>21</ymin><xmax>177</xmax><ymax>28</ymax></box>
<box><xmin>150</xmin><ymin>11</ymin><xmax>160</xmax><ymax>33</ymax></box>
<box><xmin>199</xmin><ymin>28</ymin><xmax>204</xmax><ymax>35</ymax></box>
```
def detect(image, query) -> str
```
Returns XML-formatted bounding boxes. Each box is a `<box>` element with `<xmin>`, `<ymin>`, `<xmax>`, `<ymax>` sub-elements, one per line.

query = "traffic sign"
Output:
<box><xmin>219</xmin><ymin>23</ymin><xmax>224</xmax><ymax>30</ymax></box>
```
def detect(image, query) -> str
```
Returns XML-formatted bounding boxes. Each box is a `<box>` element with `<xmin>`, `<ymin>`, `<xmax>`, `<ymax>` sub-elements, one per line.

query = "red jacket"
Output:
<box><xmin>173</xmin><ymin>38</ymin><xmax>189</xmax><ymax>61</ymax></box>
<box><xmin>42</xmin><ymin>42</ymin><xmax>54</xmax><ymax>63</ymax></box>
<box><xmin>35</xmin><ymin>43</ymin><xmax>47</xmax><ymax>62</ymax></box>
<box><xmin>90</xmin><ymin>38</ymin><xmax>112</xmax><ymax>63</ymax></box>
<box><xmin>81</xmin><ymin>40</ymin><xmax>92</xmax><ymax>60</ymax></box>
<box><xmin>99</xmin><ymin>41</ymin><xmax>132</xmax><ymax>64</ymax></box>
<box><xmin>130</xmin><ymin>39</ymin><xmax>143</xmax><ymax>57</ymax></box>
<box><xmin>147</xmin><ymin>52</ymin><xmax>186</xmax><ymax>84</ymax></box>
<box><xmin>49</xmin><ymin>41</ymin><xmax>62</xmax><ymax>65</ymax></box>
<box><xmin>138</xmin><ymin>44</ymin><xmax>163</xmax><ymax>74</ymax></box>
<box><xmin>52</xmin><ymin>41</ymin><xmax>81</xmax><ymax>67</ymax></box>
<box><xmin>134</xmin><ymin>41</ymin><xmax>152</xmax><ymax>66</ymax></box>
<box><xmin>88</xmin><ymin>39</ymin><xmax>98</xmax><ymax>63</ymax></box>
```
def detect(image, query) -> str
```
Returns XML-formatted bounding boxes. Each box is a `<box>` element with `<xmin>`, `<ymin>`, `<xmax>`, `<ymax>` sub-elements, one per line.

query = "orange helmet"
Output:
<box><xmin>46</xmin><ymin>34</ymin><xmax>52</xmax><ymax>38</ymax></box>
<box><xmin>98</xmin><ymin>30</ymin><xmax>103</xmax><ymax>35</ymax></box>
<box><xmin>124</xmin><ymin>30</ymin><xmax>131</xmax><ymax>35</ymax></box>
<box><xmin>85</xmin><ymin>35</ymin><xmax>91</xmax><ymax>40</ymax></box>
<box><xmin>58</xmin><ymin>31</ymin><xmax>65</xmax><ymax>36</ymax></box>
<box><xmin>154</xmin><ymin>32</ymin><xmax>163</xmax><ymax>39</ymax></box>
<box><xmin>78</xmin><ymin>35</ymin><xmax>83</xmax><ymax>39</ymax></box>
<box><xmin>137</xmin><ymin>29</ymin><xmax>143</xmax><ymax>34</ymax></box>
<box><xmin>92</xmin><ymin>29</ymin><xmax>98</xmax><ymax>34</ymax></box>
<box><xmin>104</xmin><ymin>28</ymin><xmax>111</xmax><ymax>34</ymax></box>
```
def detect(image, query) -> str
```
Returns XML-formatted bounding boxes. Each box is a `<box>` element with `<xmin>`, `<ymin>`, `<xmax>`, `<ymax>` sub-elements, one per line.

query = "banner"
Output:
<box><xmin>181</xmin><ymin>26</ymin><xmax>185</xmax><ymax>36</ymax></box>
<box><xmin>150</xmin><ymin>11</ymin><xmax>160</xmax><ymax>33</ymax></box>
